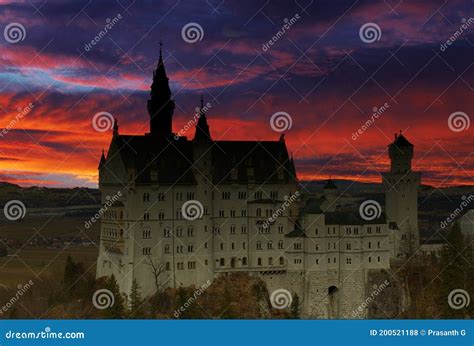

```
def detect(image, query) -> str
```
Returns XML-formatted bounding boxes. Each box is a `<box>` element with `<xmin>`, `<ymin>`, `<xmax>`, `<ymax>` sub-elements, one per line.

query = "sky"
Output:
<box><xmin>0</xmin><ymin>0</ymin><xmax>472</xmax><ymax>188</ymax></box>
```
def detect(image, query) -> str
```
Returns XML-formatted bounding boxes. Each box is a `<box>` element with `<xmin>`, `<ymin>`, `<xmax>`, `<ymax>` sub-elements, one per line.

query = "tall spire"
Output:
<box><xmin>194</xmin><ymin>94</ymin><xmax>211</xmax><ymax>142</ymax></box>
<box><xmin>98</xmin><ymin>149</ymin><xmax>106</xmax><ymax>169</ymax></box>
<box><xmin>113</xmin><ymin>118</ymin><xmax>119</xmax><ymax>136</ymax></box>
<box><xmin>148</xmin><ymin>42</ymin><xmax>175</xmax><ymax>137</ymax></box>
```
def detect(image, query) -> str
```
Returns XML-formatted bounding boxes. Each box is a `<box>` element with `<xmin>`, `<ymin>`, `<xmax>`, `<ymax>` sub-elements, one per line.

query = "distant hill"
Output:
<box><xmin>300</xmin><ymin>179</ymin><xmax>383</xmax><ymax>194</ymax></box>
<box><xmin>0</xmin><ymin>180</ymin><xmax>471</xmax><ymax>214</ymax></box>
<box><xmin>0</xmin><ymin>182</ymin><xmax>100</xmax><ymax>208</ymax></box>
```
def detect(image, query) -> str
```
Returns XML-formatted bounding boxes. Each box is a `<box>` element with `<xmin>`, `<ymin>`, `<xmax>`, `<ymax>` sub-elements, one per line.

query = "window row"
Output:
<box><xmin>311</xmin><ymin>256</ymin><xmax>383</xmax><ymax>265</ymax></box>
<box><xmin>256</xmin><ymin>241</ymin><xmax>285</xmax><ymax>250</ymax></box>
<box><xmin>142</xmin><ymin>192</ymin><xmax>166</xmax><ymax>202</ymax></box>
<box><xmin>104</xmin><ymin>210</ymin><xmax>123</xmax><ymax>220</ymax></box>
<box><xmin>103</xmin><ymin>227</ymin><xmax>123</xmax><ymax>238</ymax></box>
<box><xmin>256</xmin><ymin>256</ymin><xmax>285</xmax><ymax>266</ymax></box>
<box><xmin>163</xmin><ymin>227</ymin><xmax>195</xmax><ymax>237</ymax></box>
<box><xmin>315</xmin><ymin>226</ymin><xmax>383</xmax><ymax>235</ymax></box>
<box><xmin>175</xmin><ymin>261</ymin><xmax>196</xmax><ymax>270</ymax></box>
<box><xmin>213</xmin><ymin>225</ymin><xmax>247</xmax><ymax>235</ymax></box>
<box><xmin>218</xmin><ymin>209</ymin><xmax>247</xmax><ymax>217</ymax></box>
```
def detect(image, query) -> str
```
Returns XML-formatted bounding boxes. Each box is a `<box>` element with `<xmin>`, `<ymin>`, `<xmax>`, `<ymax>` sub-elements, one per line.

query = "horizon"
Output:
<box><xmin>0</xmin><ymin>0</ymin><xmax>472</xmax><ymax>188</ymax></box>
<box><xmin>1</xmin><ymin>177</ymin><xmax>472</xmax><ymax>191</ymax></box>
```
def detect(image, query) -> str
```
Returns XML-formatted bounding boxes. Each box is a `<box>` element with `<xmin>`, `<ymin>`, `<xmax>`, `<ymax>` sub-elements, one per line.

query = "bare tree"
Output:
<box><xmin>145</xmin><ymin>255</ymin><xmax>165</xmax><ymax>293</ymax></box>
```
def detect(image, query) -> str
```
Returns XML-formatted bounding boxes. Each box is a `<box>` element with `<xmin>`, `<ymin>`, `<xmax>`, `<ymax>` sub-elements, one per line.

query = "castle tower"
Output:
<box><xmin>321</xmin><ymin>179</ymin><xmax>338</xmax><ymax>212</ymax></box>
<box><xmin>382</xmin><ymin>132</ymin><xmax>421</xmax><ymax>259</ymax></box>
<box><xmin>193</xmin><ymin>95</ymin><xmax>211</xmax><ymax>142</ymax></box>
<box><xmin>147</xmin><ymin>43</ymin><xmax>175</xmax><ymax>137</ymax></box>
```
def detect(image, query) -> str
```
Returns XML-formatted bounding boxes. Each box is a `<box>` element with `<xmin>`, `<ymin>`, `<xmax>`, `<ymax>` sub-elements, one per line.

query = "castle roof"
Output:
<box><xmin>100</xmin><ymin>47</ymin><xmax>297</xmax><ymax>186</ymax></box>
<box><xmin>323</xmin><ymin>179</ymin><xmax>337</xmax><ymax>190</ymax></box>
<box><xmin>390</xmin><ymin>134</ymin><xmax>413</xmax><ymax>148</ymax></box>
<box><xmin>109</xmin><ymin>135</ymin><xmax>297</xmax><ymax>185</ymax></box>
<box><xmin>302</xmin><ymin>197</ymin><xmax>325</xmax><ymax>214</ymax></box>
<box><xmin>209</xmin><ymin>140</ymin><xmax>296</xmax><ymax>184</ymax></box>
<box><xmin>325</xmin><ymin>210</ymin><xmax>386</xmax><ymax>225</ymax></box>
<box><xmin>285</xmin><ymin>222</ymin><xmax>306</xmax><ymax>238</ymax></box>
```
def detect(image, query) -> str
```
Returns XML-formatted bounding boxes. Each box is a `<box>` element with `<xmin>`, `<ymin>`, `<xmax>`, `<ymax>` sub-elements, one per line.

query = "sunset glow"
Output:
<box><xmin>0</xmin><ymin>0</ymin><xmax>472</xmax><ymax>187</ymax></box>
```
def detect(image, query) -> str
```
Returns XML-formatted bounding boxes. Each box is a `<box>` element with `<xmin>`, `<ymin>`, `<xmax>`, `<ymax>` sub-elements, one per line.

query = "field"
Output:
<box><xmin>0</xmin><ymin>247</ymin><xmax>98</xmax><ymax>289</ymax></box>
<box><xmin>0</xmin><ymin>214</ymin><xmax>100</xmax><ymax>289</ymax></box>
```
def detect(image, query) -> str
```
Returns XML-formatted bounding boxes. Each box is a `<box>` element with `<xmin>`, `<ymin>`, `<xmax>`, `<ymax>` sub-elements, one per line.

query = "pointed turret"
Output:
<box><xmin>193</xmin><ymin>94</ymin><xmax>211</xmax><ymax>142</ymax></box>
<box><xmin>113</xmin><ymin>118</ymin><xmax>119</xmax><ymax>136</ymax></box>
<box><xmin>98</xmin><ymin>149</ymin><xmax>106</xmax><ymax>169</ymax></box>
<box><xmin>148</xmin><ymin>42</ymin><xmax>175</xmax><ymax>137</ymax></box>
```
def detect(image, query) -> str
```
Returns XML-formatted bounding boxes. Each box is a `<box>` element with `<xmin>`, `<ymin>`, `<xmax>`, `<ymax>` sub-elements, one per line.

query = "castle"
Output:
<box><xmin>96</xmin><ymin>49</ymin><xmax>421</xmax><ymax>318</ymax></box>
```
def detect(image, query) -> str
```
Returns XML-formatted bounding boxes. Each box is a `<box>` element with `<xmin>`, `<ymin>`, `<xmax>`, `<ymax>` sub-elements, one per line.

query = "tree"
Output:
<box><xmin>145</xmin><ymin>255</ymin><xmax>165</xmax><ymax>294</ymax></box>
<box><xmin>438</xmin><ymin>222</ymin><xmax>473</xmax><ymax>318</ymax></box>
<box><xmin>129</xmin><ymin>278</ymin><xmax>144</xmax><ymax>318</ymax></box>
<box><xmin>103</xmin><ymin>274</ymin><xmax>125</xmax><ymax>318</ymax></box>
<box><xmin>63</xmin><ymin>255</ymin><xmax>85</xmax><ymax>296</ymax></box>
